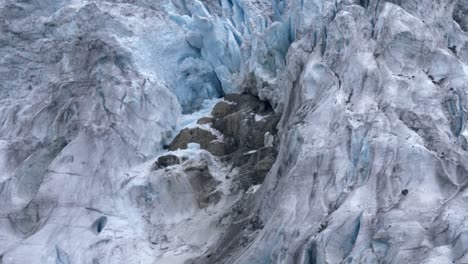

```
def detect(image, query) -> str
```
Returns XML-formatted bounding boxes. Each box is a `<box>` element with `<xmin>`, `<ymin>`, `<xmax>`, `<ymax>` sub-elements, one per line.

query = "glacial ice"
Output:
<box><xmin>2</xmin><ymin>0</ymin><xmax>468</xmax><ymax>263</ymax></box>
<box><xmin>176</xmin><ymin>98</ymin><xmax>221</xmax><ymax>130</ymax></box>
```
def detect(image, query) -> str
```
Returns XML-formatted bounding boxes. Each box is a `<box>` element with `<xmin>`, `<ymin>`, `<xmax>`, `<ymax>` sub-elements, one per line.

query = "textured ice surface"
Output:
<box><xmin>210</xmin><ymin>1</ymin><xmax>468</xmax><ymax>263</ymax></box>
<box><xmin>2</xmin><ymin>0</ymin><xmax>468</xmax><ymax>263</ymax></box>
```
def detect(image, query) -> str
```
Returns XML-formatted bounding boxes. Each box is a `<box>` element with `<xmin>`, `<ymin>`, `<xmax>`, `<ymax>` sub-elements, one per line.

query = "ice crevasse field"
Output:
<box><xmin>1</xmin><ymin>0</ymin><xmax>468</xmax><ymax>264</ymax></box>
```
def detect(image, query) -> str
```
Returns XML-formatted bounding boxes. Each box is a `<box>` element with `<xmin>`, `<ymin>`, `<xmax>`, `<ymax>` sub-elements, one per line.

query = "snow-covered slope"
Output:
<box><xmin>1</xmin><ymin>0</ymin><xmax>468</xmax><ymax>263</ymax></box>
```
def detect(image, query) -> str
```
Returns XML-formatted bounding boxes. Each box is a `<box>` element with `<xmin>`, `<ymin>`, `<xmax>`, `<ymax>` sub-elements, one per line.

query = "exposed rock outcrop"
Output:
<box><xmin>169</xmin><ymin>128</ymin><xmax>217</xmax><ymax>151</ymax></box>
<box><xmin>153</xmin><ymin>154</ymin><xmax>180</xmax><ymax>169</ymax></box>
<box><xmin>168</xmin><ymin>93</ymin><xmax>281</xmax><ymax>192</ymax></box>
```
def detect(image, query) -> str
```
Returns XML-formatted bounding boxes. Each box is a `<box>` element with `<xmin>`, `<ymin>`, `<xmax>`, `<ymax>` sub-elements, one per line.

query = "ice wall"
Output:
<box><xmin>0</xmin><ymin>1</ymin><xmax>183</xmax><ymax>263</ymax></box>
<box><xmin>192</xmin><ymin>0</ymin><xmax>468</xmax><ymax>263</ymax></box>
<box><xmin>2</xmin><ymin>0</ymin><xmax>468</xmax><ymax>263</ymax></box>
<box><xmin>168</xmin><ymin>0</ymin><xmax>295</xmax><ymax>107</ymax></box>
<box><xmin>0</xmin><ymin>0</ymin><xmax>275</xmax><ymax>262</ymax></box>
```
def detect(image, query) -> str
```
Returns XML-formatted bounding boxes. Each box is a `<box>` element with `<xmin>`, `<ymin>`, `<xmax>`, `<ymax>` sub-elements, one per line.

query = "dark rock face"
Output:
<box><xmin>211</xmin><ymin>94</ymin><xmax>280</xmax><ymax>151</ymax></box>
<box><xmin>168</xmin><ymin>92</ymin><xmax>280</xmax><ymax>192</ymax></box>
<box><xmin>156</xmin><ymin>154</ymin><xmax>180</xmax><ymax>168</ymax></box>
<box><xmin>169</xmin><ymin>127</ymin><xmax>217</xmax><ymax>151</ymax></box>
<box><xmin>197</xmin><ymin>117</ymin><xmax>213</xmax><ymax>125</ymax></box>
<box><xmin>210</xmin><ymin>94</ymin><xmax>280</xmax><ymax>191</ymax></box>
<box><xmin>205</xmin><ymin>141</ymin><xmax>229</xmax><ymax>156</ymax></box>
<box><xmin>170</xmin><ymin>92</ymin><xmax>280</xmax><ymax>156</ymax></box>
<box><xmin>231</xmin><ymin>147</ymin><xmax>278</xmax><ymax>189</ymax></box>
<box><xmin>184</xmin><ymin>162</ymin><xmax>222</xmax><ymax>208</ymax></box>
<box><xmin>211</xmin><ymin>101</ymin><xmax>235</xmax><ymax>118</ymax></box>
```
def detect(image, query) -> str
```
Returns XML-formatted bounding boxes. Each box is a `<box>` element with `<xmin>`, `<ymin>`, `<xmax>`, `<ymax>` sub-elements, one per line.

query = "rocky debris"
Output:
<box><xmin>165</xmin><ymin>94</ymin><xmax>280</xmax><ymax>208</ymax></box>
<box><xmin>169</xmin><ymin>92</ymin><xmax>279</xmax><ymax>155</ymax></box>
<box><xmin>212</xmin><ymin>112</ymin><xmax>280</xmax><ymax>150</ymax></box>
<box><xmin>169</xmin><ymin>127</ymin><xmax>217</xmax><ymax>151</ymax></box>
<box><xmin>205</xmin><ymin>141</ymin><xmax>229</xmax><ymax>157</ymax></box>
<box><xmin>197</xmin><ymin>117</ymin><xmax>213</xmax><ymax>125</ymax></box>
<box><xmin>211</xmin><ymin>94</ymin><xmax>280</xmax><ymax>151</ymax></box>
<box><xmin>167</xmin><ymin>93</ymin><xmax>280</xmax><ymax>192</ymax></box>
<box><xmin>167</xmin><ymin>92</ymin><xmax>281</xmax><ymax>162</ymax></box>
<box><xmin>223</xmin><ymin>147</ymin><xmax>278</xmax><ymax>190</ymax></box>
<box><xmin>195</xmin><ymin>200</ymin><xmax>265</xmax><ymax>264</ymax></box>
<box><xmin>153</xmin><ymin>154</ymin><xmax>180</xmax><ymax>169</ymax></box>
<box><xmin>129</xmin><ymin>150</ymin><xmax>226</xmax><ymax>254</ymax></box>
<box><xmin>211</xmin><ymin>101</ymin><xmax>235</xmax><ymax>118</ymax></box>
<box><xmin>231</xmin><ymin>147</ymin><xmax>278</xmax><ymax>190</ymax></box>
<box><xmin>184</xmin><ymin>161</ymin><xmax>222</xmax><ymax>208</ymax></box>
<box><xmin>210</xmin><ymin>93</ymin><xmax>280</xmax><ymax>191</ymax></box>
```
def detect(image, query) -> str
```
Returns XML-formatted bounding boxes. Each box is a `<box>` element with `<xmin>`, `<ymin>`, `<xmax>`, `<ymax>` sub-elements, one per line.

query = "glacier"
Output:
<box><xmin>1</xmin><ymin>0</ymin><xmax>468</xmax><ymax>263</ymax></box>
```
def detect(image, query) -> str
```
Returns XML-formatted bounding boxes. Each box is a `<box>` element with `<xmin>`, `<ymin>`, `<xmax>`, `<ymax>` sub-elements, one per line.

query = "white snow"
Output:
<box><xmin>254</xmin><ymin>114</ymin><xmax>269</xmax><ymax>122</ymax></box>
<box><xmin>176</xmin><ymin>98</ymin><xmax>221</xmax><ymax>130</ymax></box>
<box><xmin>246</xmin><ymin>184</ymin><xmax>261</xmax><ymax>195</ymax></box>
